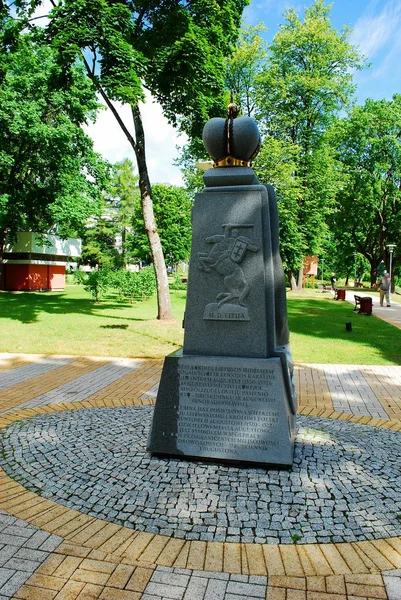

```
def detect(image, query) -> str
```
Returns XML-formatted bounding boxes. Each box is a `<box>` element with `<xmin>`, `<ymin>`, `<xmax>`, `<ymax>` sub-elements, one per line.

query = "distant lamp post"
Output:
<box><xmin>321</xmin><ymin>258</ymin><xmax>325</xmax><ymax>284</ymax></box>
<box><xmin>387</xmin><ymin>244</ymin><xmax>396</xmax><ymax>302</ymax></box>
<box><xmin>353</xmin><ymin>252</ymin><xmax>358</xmax><ymax>287</ymax></box>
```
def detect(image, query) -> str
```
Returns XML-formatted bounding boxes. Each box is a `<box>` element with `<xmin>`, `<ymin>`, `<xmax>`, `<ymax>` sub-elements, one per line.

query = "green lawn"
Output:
<box><xmin>0</xmin><ymin>285</ymin><xmax>186</xmax><ymax>358</ymax></box>
<box><xmin>0</xmin><ymin>286</ymin><xmax>400</xmax><ymax>364</ymax></box>
<box><xmin>287</xmin><ymin>291</ymin><xmax>401</xmax><ymax>365</ymax></box>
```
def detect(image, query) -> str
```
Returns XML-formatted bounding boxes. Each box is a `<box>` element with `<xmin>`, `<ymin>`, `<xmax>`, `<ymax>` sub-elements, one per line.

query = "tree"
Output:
<box><xmin>253</xmin><ymin>137</ymin><xmax>303</xmax><ymax>288</ymax></box>
<box><xmin>131</xmin><ymin>184</ymin><xmax>192</xmax><ymax>267</ymax></box>
<box><xmin>12</xmin><ymin>0</ymin><xmax>249</xmax><ymax>318</ymax></box>
<box><xmin>80</xmin><ymin>158</ymin><xmax>139</xmax><ymax>269</ymax></box>
<box><xmin>255</xmin><ymin>0</ymin><xmax>364</xmax><ymax>286</ymax></box>
<box><xmin>0</xmin><ymin>25</ymin><xmax>109</xmax><ymax>280</ymax></box>
<box><xmin>329</xmin><ymin>95</ymin><xmax>401</xmax><ymax>287</ymax></box>
<box><xmin>225</xmin><ymin>23</ymin><xmax>267</xmax><ymax>117</ymax></box>
<box><xmin>110</xmin><ymin>159</ymin><xmax>139</xmax><ymax>268</ymax></box>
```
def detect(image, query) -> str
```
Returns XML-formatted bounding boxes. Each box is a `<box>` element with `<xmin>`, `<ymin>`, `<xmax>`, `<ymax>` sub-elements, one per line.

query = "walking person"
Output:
<box><xmin>379</xmin><ymin>272</ymin><xmax>391</xmax><ymax>307</ymax></box>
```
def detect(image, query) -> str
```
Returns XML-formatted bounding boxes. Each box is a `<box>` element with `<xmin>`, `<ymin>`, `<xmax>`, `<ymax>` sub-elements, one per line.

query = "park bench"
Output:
<box><xmin>354</xmin><ymin>295</ymin><xmax>372</xmax><ymax>315</ymax></box>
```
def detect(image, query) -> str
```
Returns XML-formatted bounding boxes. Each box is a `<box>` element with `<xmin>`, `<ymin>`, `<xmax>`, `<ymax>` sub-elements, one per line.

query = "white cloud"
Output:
<box><xmin>350</xmin><ymin>0</ymin><xmax>401</xmax><ymax>99</ymax></box>
<box><xmin>84</xmin><ymin>90</ymin><xmax>188</xmax><ymax>186</ymax></box>
<box><xmin>351</xmin><ymin>0</ymin><xmax>401</xmax><ymax>61</ymax></box>
<box><xmin>243</xmin><ymin>0</ymin><xmax>302</xmax><ymax>26</ymax></box>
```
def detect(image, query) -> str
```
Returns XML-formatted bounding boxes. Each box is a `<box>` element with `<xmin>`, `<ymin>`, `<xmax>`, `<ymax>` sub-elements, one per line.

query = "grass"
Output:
<box><xmin>0</xmin><ymin>284</ymin><xmax>186</xmax><ymax>358</ymax></box>
<box><xmin>0</xmin><ymin>285</ymin><xmax>400</xmax><ymax>364</ymax></box>
<box><xmin>287</xmin><ymin>290</ymin><xmax>401</xmax><ymax>365</ymax></box>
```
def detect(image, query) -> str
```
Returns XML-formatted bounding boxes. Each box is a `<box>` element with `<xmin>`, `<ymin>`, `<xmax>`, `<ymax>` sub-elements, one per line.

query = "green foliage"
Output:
<box><xmin>329</xmin><ymin>95</ymin><xmax>401</xmax><ymax>284</ymax></box>
<box><xmin>254</xmin><ymin>0</ymin><xmax>364</xmax><ymax>273</ymax></box>
<box><xmin>111</xmin><ymin>267</ymin><xmax>156</xmax><ymax>302</ymax></box>
<box><xmin>291</xmin><ymin>534</ymin><xmax>302</xmax><ymax>544</ymax></box>
<box><xmin>0</xmin><ymin>27</ymin><xmax>109</xmax><ymax>248</ymax></box>
<box><xmin>84</xmin><ymin>266</ymin><xmax>156</xmax><ymax>303</ymax></box>
<box><xmin>131</xmin><ymin>184</ymin><xmax>192</xmax><ymax>265</ymax></box>
<box><xmin>253</xmin><ymin>137</ymin><xmax>303</xmax><ymax>273</ymax></box>
<box><xmin>257</xmin><ymin>0</ymin><xmax>363</xmax><ymax>146</ymax></box>
<box><xmin>169</xmin><ymin>273</ymin><xmax>187</xmax><ymax>290</ymax></box>
<box><xmin>26</xmin><ymin>0</ymin><xmax>250</xmax><ymax>141</ymax></box>
<box><xmin>72</xmin><ymin>270</ymin><xmax>88</xmax><ymax>285</ymax></box>
<box><xmin>109</xmin><ymin>158</ymin><xmax>139</xmax><ymax>266</ymax></box>
<box><xmin>84</xmin><ymin>269</ymin><xmax>112</xmax><ymax>302</ymax></box>
<box><xmin>80</xmin><ymin>159</ymin><xmax>139</xmax><ymax>269</ymax></box>
<box><xmin>225</xmin><ymin>23</ymin><xmax>268</xmax><ymax>117</ymax></box>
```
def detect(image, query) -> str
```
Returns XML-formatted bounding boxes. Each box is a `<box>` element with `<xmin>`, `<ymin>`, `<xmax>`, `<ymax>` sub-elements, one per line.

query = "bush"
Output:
<box><xmin>112</xmin><ymin>267</ymin><xmax>156</xmax><ymax>303</ymax></box>
<box><xmin>84</xmin><ymin>269</ymin><xmax>112</xmax><ymax>302</ymax></box>
<box><xmin>73</xmin><ymin>270</ymin><xmax>88</xmax><ymax>285</ymax></box>
<box><xmin>169</xmin><ymin>273</ymin><xmax>187</xmax><ymax>290</ymax></box>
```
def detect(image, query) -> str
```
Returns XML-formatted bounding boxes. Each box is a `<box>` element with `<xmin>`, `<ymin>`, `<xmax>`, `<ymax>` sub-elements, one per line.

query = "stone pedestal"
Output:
<box><xmin>147</xmin><ymin>168</ymin><xmax>297</xmax><ymax>467</ymax></box>
<box><xmin>147</xmin><ymin>352</ymin><xmax>295</xmax><ymax>466</ymax></box>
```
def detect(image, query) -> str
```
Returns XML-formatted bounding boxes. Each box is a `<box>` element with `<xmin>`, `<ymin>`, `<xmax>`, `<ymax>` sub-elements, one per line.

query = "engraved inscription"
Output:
<box><xmin>203</xmin><ymin>304</ymin><xmax>250</xmax><ymax>321</ymax></box>
<box><xmin>177</xmin><ymin>362</ymin><xmax>287</xmax><ymax>456</ymax></box>
<box><xmin>198</xmin><ymin>223</ymin><xmax>258</xmax><ymax>319</ymax></box>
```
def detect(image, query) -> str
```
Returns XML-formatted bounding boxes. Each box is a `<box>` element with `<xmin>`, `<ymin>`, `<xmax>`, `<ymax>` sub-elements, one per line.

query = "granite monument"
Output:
<box><xmin>147</xmin><ymin>103</ymin><xmax>297</xmax><ymax>467</ymax></box>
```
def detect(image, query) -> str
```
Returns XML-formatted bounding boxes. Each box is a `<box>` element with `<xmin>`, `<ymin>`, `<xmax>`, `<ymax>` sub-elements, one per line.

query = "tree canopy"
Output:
<box><xmin>329</xmin><ymin>95</ymin><xmax>401</xmax><ymax>285</ymax></box>
<box><xmin>254</xmin><ymin>0</ymin><xmax>364</xmax><ymax>285</ymax></box>
<box><xmin>0</xmin><ymin>26</ymin><xmax>109</xmax><ymax>263</ymax></box>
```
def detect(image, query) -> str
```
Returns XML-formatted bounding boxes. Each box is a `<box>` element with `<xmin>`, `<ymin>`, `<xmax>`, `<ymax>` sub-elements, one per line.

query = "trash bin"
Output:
<box><xmin>335</xmin><ymin>289</ymin><xmax>346</xmax><ymax>301</ymax></box>
<box><xmin>358</xmin><ymin>296</ymin><xmax>372</xmax><ymax>315</ymax></box>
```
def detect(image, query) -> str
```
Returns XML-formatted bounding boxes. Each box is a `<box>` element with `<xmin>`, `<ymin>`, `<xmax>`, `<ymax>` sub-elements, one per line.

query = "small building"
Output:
<box><xmin>1</xmin><ymin>232</ymin><xmax>81</xmax><ymax>291</ymax></box>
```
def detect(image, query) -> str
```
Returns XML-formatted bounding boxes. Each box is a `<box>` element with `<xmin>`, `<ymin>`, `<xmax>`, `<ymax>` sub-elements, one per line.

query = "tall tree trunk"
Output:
<box><xmin>0</xmin><ymin>229</ymin><xmax>6</xmax><ymax>290</ymax></box>
<box><xmin>121</xmin><ymin>227</ymin><xmax>127</xmax><ymax>269</ymax></box>
<box><xmin>132</xmin><ymin>105</ymin><xmax>173</xmax><ymax>320</ymax></box>
<box><xmin>81</xmin><ymin>58</ymin><xmax>173</xmax><ymax>320</ymax></box>
<box><xmin>287</xmin><ymin>270</ymin><xmax>298</xmax><ymax>291</ymax></box>
<box><xmin>370</xmin><ymin>263</ymin><xmax>376</xmax><ymax>287</ymax></box>
<box><xmin>297</xmin><ymin>265</ymin><xmax>304</xmax><ymax>290</ymax></box>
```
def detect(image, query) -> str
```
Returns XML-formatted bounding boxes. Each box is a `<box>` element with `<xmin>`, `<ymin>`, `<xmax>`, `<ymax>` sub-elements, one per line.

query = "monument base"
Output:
<box><xmin>147</xmin><ymin>351</ymin><xmax>296</xmax><ymax>467</ymax></box>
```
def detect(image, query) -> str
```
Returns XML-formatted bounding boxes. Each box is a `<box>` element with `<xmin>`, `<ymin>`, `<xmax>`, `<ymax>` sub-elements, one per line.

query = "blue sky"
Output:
<box><xmin>87</xmin><ymin>0</ymin><xmax>401</xmax><ymax>184</ymax></box>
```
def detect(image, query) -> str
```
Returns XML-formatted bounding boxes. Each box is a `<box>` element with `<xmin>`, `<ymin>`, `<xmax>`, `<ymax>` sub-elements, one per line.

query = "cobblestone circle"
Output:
<box><xmin>1</xmin><ymin>406</ymin><xmax>401</xmax><ymax>545</ymax></box>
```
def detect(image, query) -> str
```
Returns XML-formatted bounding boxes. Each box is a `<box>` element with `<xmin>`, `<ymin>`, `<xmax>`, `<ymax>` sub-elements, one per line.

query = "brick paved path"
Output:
<box><xmin>1</xmin><ymin>352</ymin><xmax>401</xmax><ymax>599</ymax></box>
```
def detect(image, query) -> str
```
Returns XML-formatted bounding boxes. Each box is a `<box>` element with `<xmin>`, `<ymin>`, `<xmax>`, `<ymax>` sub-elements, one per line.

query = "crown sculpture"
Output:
<box><xmin>202</xmin><ymin>102</ymin><xmax>261</xmax><ymax>168</ymax></box>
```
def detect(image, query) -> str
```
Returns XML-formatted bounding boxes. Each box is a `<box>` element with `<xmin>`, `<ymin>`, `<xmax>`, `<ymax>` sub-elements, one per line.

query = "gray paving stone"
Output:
<box><xmin>0</xmin><ymin>570</ymin><xmax>12</xmax><ymax>588</ymax></box>
<box><xmin>1</xmin><ymin>526</ymin><xmax>33</xmax><ymax>538</ymax></box>
<box><xmin>2</xmin><ymin>406</ymin><xmax>401</xmax><ymax>544</ymax></box>
<box><xmin>383</xmin><ymin>574</ymin><xmax>401</xmax><ymax>600</ymax></box>
<box><xmin>0</xmin><ymin>514</ymin><xmax>17</xmax><ymax>526</ymax></box>
<box><xmin>204</xmin><ymin>578</ymin><xmax>227</xmax><ymax>600</ymax></box>
<box><xmin>14</xmin><ymin>548</ymin><xmax>49</xmax><ymax>562</ymax></box>
<box><xmin>145</xmin><ymin>582</ymin><xmax>185</xmax><ymax>599</ymax></box>
<box><xmin>0</xmin><ymin>535</ymin><xmax>31</xmax><ymax>548</ymax></box>
<box><xmin>226</xmin><ymin>581</ymin><xmax>266</xmax><ymax>597</ymax></box>
<box><xmin>3</xmin><ymin>558</ymin><xmax>40</xmax><ymax>571</ymax></box>
<box><xmin>150</xmin><ymin>571</ymin><xmax>190</xmax><ymax>587</ymax></box>
<box><xmin>183</xmin><ymin>576</ymin><xmax>208</xmax><ymax>599</ymax></box>
<box><xmin>24</xmin><ymin>530</ymin><xmax>54</xmax><ymax>550</ymax></box>
<box><xmin>229</xmin><ymin>575</ymin><xmax>249</xmax><ymax>583</ymax></box>
<box><xmin>191</xmin><ymin>571</ymin><xmax>229</xmax><ymax>580</ymax></box>
<box><xmin>0</xmin><ymin>571</ymin><xmax>32</xmax><ymax>598</ymax></box>
<box><xmin>37</xmin><ymin>535</ymin><xmax>62</xmax><ymax>552</ymax></box>
<box><xmin>0</xmin><ymin>547</ymin><xmax>17</xmax><ymax>567</ymax></box>
<box><xmin>225</xmin><ymin>595</ymin><xmax>257</xmax><ymax>600</ymax></box>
